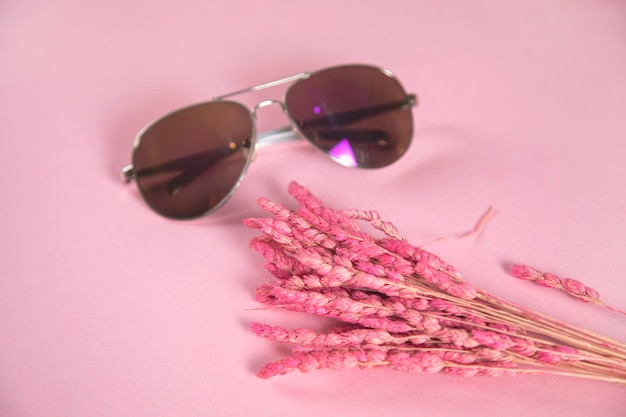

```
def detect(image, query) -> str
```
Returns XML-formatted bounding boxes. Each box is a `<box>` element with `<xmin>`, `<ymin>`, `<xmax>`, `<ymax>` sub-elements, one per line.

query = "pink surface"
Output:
<box><xmin>1</xmin><ymin>0</ymin><xmax>625</xmax><ymax>416</ymax></box>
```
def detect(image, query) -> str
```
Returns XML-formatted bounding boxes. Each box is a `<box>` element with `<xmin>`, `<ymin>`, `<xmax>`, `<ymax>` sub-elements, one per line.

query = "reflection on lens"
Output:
<box><xmin>285</xmin><ymin>65</ymin><xmax>413</xmax><ymax>168</ymax></box>
<box><xmin>328</xmin><ymin>139</ymin><xmax>358</xmax><ymax>167</ymax></box>
<box><xmin>132</xmin><ymin>101</ymin><xmax>254</xmax><ymax>219</ymax></box>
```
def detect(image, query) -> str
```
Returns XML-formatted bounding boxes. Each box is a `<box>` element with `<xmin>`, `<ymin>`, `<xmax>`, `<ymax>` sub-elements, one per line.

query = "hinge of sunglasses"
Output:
<box><xmin>407</xmin><ymin>93</ymin><xmax>418</xmax><ymax>108</ymax></box>
<box><xmin>121</xmin><ymin>165</ymin><xmax>136</xmax><ymax>183</ymax></box>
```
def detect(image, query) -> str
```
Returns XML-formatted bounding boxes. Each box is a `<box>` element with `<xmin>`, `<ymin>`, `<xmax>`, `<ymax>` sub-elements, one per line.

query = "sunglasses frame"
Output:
<box><xmin>121</xmin><ymin>64</ymin><xmax>418</xmax><ymax>218</ymax></box>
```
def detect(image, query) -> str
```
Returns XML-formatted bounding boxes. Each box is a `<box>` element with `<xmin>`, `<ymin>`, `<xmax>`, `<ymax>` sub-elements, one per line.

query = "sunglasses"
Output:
<box><xmin>121</xmin><ymin>64</ymin><xmax>417</xmax><ymax>219</ymax></box>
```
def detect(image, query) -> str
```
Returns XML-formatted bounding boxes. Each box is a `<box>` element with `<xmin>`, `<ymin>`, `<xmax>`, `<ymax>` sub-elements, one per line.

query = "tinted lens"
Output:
<box><xmin>131</xmin><ymin>101</ymin><xmax>254</xmax><ymax>219</ymax></box>
<box><xmin>285</xmin><ymin>65</ymin><xmax>413</xmax><ymax>168</ymax></box>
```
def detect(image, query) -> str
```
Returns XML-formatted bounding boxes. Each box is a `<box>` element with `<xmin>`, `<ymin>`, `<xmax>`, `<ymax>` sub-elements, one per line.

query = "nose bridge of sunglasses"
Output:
<box><xmin>214</xmin><ymin>71</ymin><xmax>310</xmax><ymax>141</ymax></box>
<box><xmin>253</xmin><ymin>98</ymin><xmax>287</xmax><ymax>115</ymax></box>
<box><xmin>252</xmin><ymin>99</ymin><xmax>287</xmax><ymax>113</ymax></box>
<box><xmin>247</xmin><ymin>99</ymin><xmax>293</xmax><ymax>163</ymax></box>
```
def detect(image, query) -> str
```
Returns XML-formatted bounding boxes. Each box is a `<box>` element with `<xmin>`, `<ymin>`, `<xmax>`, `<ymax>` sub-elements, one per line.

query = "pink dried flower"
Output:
<box><xmin>433</xmin><ymin>327</ymin><xmax>478</xmax><ymax>348</ymax></box>
<box><xmin>470</xmin><ymin>330</ymin><xmax>516</xmax><ymax>350</ymax></box>
<box><xmin>251</xmin><ymin>323</ymin><xmax>398</xmax><ymax>348</ymax></box>
<box><xmin>510</xmin><ymin>264</ymin><xmax>626</xmax><ymax>315</ymax></box>
<box><xmin>444</xmin><ymin>362</ymin><xmax>518</xmax><ymax>378</ymax></box>
<box><xmin>247</xmin><ymin>182</ymin><xmax>626</xmax><ymax>384</ymax></box>
<box><xmin>257</xmin><ymin>348</ymin><xmax>394</xmax><ymax>378</ymax></box>
<box><xmin>472</xmin><ymin>347</ymin><xmax>509</xmax><ymax>362</ymax></box>
<box><xmin>386</xmin><ymin>351</ymin><xmax>445</xmax><ymax>373</ymax></box>
<box><xmin>509</xmin><ymin>337</ymin><xmax>538</xmax><ymax>357</ymax></box>
<box><xmin>535</xmin><ymin>346</ymin><xmax>581</xmax><ymax>364</ymax></box>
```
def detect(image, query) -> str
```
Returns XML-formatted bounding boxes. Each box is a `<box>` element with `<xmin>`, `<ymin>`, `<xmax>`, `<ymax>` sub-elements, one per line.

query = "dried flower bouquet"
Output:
<box><xmin>245</xmin><ymin>182</ymin><xmax>626</xmax><ymax>384</ymax></box>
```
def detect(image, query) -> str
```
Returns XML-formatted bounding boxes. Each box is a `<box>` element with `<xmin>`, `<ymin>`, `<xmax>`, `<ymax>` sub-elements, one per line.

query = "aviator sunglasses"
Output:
<box><xmin>121</xmin><ymin>64</ymin><xmax>417</xmax><ymax>219</ymax></box>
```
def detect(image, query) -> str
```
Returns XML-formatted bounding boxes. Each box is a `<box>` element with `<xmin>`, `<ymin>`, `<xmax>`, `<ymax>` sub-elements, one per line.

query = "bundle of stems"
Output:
<box><xmin>244</xmin><ymin>182</ymin><xmax>626</xmax><ymax>383</ymax></box>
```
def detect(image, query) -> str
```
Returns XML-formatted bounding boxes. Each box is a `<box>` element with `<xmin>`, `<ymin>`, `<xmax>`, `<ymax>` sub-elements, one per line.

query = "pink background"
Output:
<box><xmin>1</xmin><ymin>0</ymin><xmax>625</xmax><ymax>416</ymax></box>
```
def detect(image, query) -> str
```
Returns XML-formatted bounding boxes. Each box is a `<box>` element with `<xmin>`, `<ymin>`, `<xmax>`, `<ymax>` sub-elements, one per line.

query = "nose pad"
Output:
<box><xmin>239</xmin><ymin>138</ymin><xmax>256</xmax><ymax>162</ymax></box>
<box><xmin>247</xmin><ymin>143</ymin><xmax>258</xmax><ymax>162</ymax></box>
<box><xmin>249</xmin><ymin>99</ymin><xmax>289</xmax><ymax>162</ymax></box>
<box><xmin>253</xmin><ymin>99</ymin><xmax>287</xmax><ymax>115</ymax></box>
